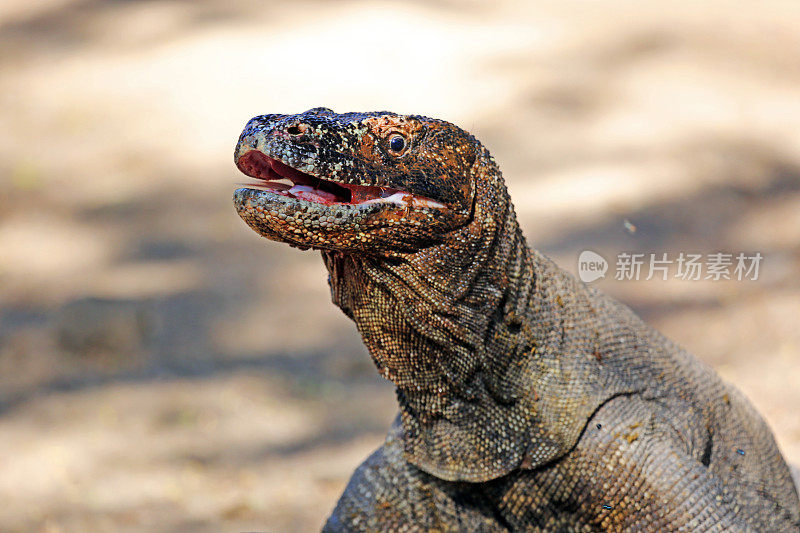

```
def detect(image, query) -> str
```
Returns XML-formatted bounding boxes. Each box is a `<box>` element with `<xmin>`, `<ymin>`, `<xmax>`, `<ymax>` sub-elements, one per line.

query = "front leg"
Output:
<box><xmin>324</xmin><ymin>426</ymin><xmax>507</xmax><ymax>532</ymax></box>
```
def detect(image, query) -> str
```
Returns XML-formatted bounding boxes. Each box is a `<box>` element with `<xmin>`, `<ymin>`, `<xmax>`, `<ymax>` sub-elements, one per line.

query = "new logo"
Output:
<box><xmin>578</xmin><ymin>250</ymin><xmax>608</xmax><ymax>283</ymax></box>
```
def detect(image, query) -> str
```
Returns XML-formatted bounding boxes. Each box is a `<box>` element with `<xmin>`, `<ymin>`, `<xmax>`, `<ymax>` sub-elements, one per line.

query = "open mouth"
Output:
<box><xmin>236</xmin><ymin>150</ymin><xmax>444</xmax><ymax>209</ymax></box>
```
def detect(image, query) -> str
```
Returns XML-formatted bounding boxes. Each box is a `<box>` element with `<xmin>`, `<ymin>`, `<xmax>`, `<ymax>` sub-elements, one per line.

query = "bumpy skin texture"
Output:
<box><xmin>233</xmin><ymin>108</ymin><xmax>800</xmax><ymax>532</ymax></box>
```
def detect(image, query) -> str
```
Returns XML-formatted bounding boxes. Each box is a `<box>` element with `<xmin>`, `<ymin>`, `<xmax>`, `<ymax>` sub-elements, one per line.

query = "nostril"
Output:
<box><xmin>286</xmin><ymin>123</ymin><xmax>308</xmax><ymax>136</ymax></box>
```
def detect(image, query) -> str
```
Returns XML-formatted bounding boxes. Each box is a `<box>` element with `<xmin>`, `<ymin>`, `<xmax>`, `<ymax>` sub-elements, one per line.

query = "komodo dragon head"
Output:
<box><xmin>233</xmin><ymin>107</ymin><xmax>484</xmax><ymax>253</ymax></box>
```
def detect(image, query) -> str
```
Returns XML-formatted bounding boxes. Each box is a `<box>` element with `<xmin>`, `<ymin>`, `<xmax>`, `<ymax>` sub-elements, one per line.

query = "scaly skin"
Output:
<box><xmin>233</xmin><ymin>108</ymin><xmax>800</xmax><ymax>531</ymax></box>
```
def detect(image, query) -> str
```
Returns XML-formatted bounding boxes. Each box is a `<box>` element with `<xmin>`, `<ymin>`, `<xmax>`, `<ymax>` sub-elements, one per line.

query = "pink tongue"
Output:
<box><xmin>289</xmin><ymin>185</ymin><xmax>339</xmax><ymax>204</ymax></box>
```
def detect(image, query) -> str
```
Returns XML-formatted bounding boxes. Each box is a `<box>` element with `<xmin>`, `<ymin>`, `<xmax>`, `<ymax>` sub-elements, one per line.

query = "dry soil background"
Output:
<box><xmin>1</xmin><ymin>1</ymin><xmax>799</xmax><ymax>531</ymax></box>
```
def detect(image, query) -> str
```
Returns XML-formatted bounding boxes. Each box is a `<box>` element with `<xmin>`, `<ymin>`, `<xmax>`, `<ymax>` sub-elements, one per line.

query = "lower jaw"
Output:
<box><xmin>233</xmin><ymin>187</ymin><xmax>379</xmax><ymax>238</ymax></box>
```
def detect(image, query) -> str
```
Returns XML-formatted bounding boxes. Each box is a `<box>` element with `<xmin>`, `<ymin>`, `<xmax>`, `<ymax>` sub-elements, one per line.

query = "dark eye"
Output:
<box><xmin>388</xmin><ymin>134</ymin><xmax>406</xmax><ymax>153</ymax></box>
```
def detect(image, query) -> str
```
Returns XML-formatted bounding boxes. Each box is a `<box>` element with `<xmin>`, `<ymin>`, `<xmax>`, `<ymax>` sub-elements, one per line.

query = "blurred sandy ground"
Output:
<box><xmin>0</xmin><ymin>0</ymin><xmax>799</xmax><ymax>530</ymax></box>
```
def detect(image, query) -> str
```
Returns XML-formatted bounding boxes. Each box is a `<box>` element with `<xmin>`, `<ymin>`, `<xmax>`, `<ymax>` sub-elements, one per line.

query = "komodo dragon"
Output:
<box><xmin>232</xmin><ymin>108</ymin><xmax>800</xmax><ymax>531</ymax></box>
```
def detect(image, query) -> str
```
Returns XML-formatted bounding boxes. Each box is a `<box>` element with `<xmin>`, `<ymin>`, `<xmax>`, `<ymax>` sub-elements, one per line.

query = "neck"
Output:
<box><xmin>323</xmin><ymin>171</ymin><xmax>536</xmax><ymax>399</ymax></box>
